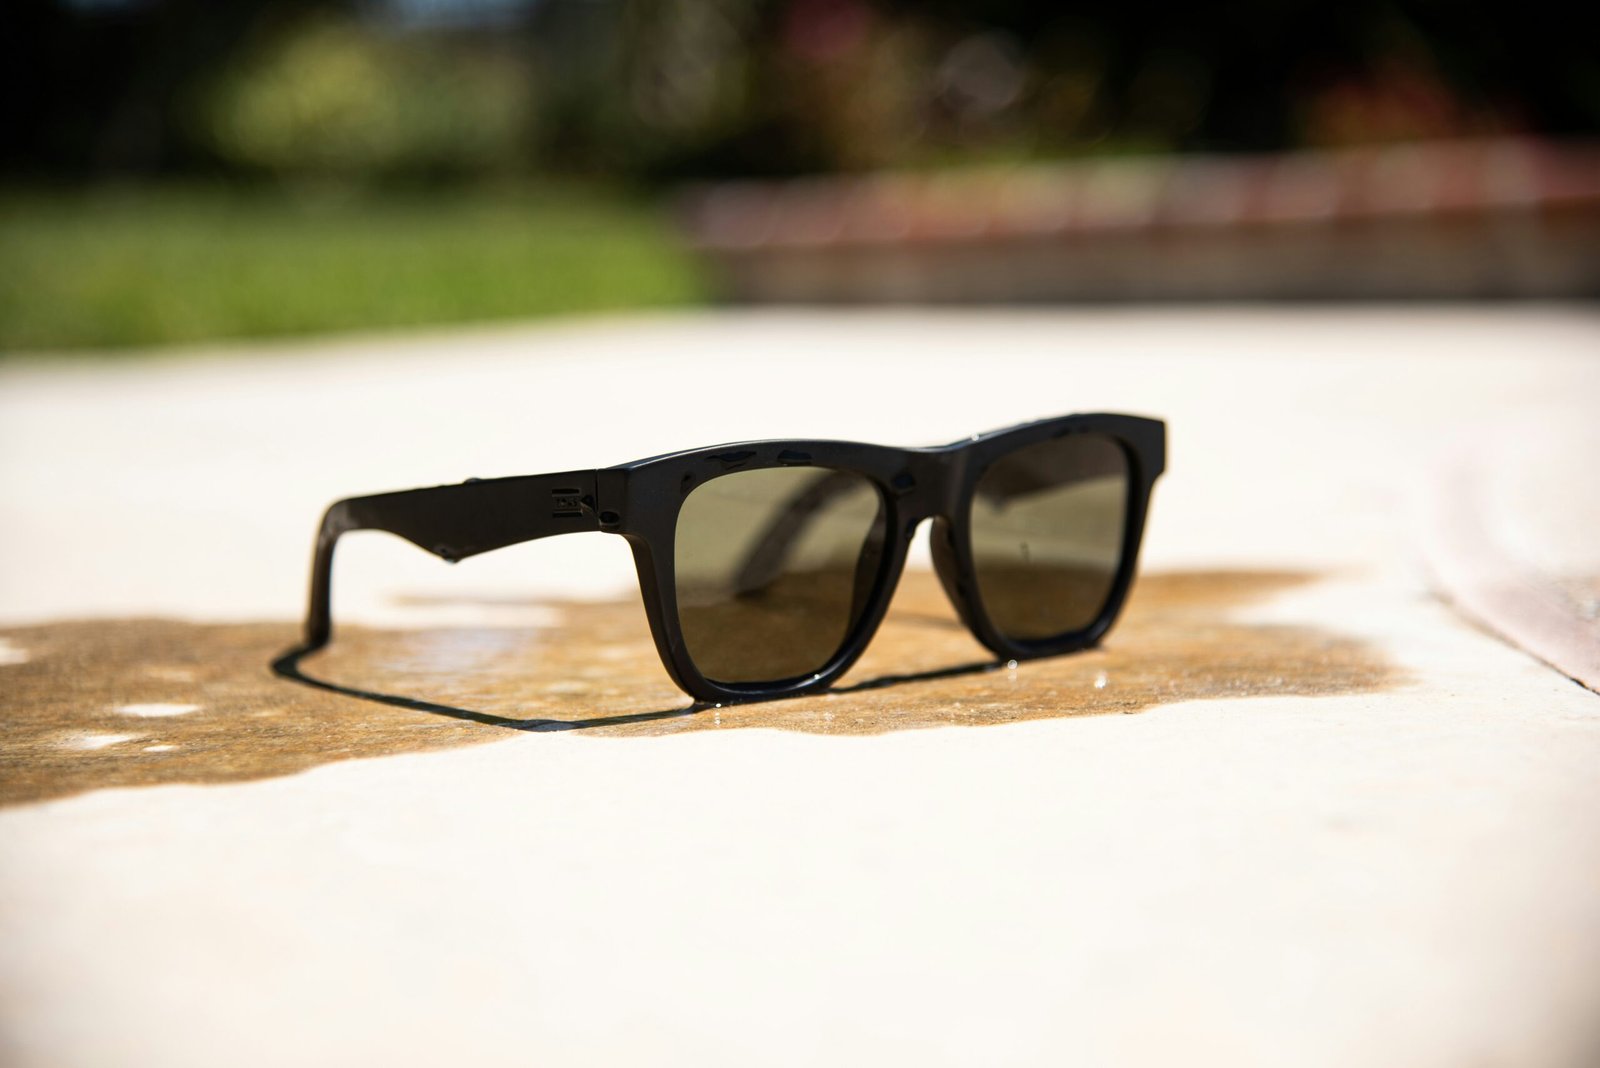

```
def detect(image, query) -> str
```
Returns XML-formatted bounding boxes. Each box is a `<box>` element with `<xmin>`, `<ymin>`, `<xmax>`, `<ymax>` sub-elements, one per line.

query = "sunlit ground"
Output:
<box><xmin>0</xmin><ymin>184</ymin><xmax>708</xmax><ymax>352</ymax></box>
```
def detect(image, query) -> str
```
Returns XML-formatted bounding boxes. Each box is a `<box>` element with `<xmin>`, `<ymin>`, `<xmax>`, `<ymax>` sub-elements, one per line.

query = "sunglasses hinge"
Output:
<box><xmin>592</xmin><ymin>468</ymin><xmax>630</xmax><ymax>532</ymax></box>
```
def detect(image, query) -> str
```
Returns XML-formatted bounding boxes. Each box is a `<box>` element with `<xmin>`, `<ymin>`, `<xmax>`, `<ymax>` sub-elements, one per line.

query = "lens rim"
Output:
<box><xmin>956</xmin><ymin>432</ymin><xmax>1136</xmax><ymax>652</ymax></box>
<box><xmin>672</xmin><ymin>465</ymin><xmax>892</xmax><ymax>688</ymax></box>
<box><xmin>607</xmin><ymin>413</ymin><xmax>1164</xmax><ymax>704</ymax></box>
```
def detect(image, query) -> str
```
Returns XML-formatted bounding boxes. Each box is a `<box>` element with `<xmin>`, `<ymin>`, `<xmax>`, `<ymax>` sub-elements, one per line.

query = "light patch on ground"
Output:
<box><xmin>116</xmin><ymin>703</ymin><xmax>201</xmax><ymax>718</ymax></box>
<box><xmin>64</xmin><ymin>733</ymin><xmax>144</xmax><ymax>750</ymax></box>
<box><xmin>0</xmin><ymin>638</ymin><xmax>29</xmax><ymax>665</ymax></box>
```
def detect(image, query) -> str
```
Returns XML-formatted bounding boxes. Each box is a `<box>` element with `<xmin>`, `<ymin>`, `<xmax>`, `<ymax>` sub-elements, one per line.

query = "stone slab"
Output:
<box><xmin>1</xmin><ymin>308</ymin><xmax>1597</xmax><ymax>1067</ymax></box>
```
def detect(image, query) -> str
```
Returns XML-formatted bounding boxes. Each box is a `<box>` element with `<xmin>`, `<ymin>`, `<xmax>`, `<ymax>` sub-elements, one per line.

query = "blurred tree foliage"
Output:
<box><xmin>3</xmin><ymin>0</ymin><xmax>1595</xmax><ymax>185</ymax></box>
<box><xmin>203</xmin><ymin>14</ymin><xmax>533</xmax><ymax>180</ymax></box>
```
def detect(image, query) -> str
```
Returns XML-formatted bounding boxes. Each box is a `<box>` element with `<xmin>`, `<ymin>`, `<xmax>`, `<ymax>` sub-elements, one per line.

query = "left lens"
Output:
<box><xmin>968</xmin><ymin>433</ymin><xmax>1129</xmax><ymax>642</ymax></box>
<box><xmin>675</xmin><ymin>467</ymin><xmax>887</xmax><ymax>686</ymax></box>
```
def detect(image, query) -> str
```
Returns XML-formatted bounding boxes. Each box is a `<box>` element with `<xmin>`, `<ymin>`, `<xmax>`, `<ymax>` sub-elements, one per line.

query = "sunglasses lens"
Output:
<box><xmin>675</xmin><ymin>467</ymin><xmax>888</xmax><ymax>685</ymax></box>
<box><xmin>969</xmin><ymin>434</ymin><xmax>1129</xmax><ymax>642</ymax></box>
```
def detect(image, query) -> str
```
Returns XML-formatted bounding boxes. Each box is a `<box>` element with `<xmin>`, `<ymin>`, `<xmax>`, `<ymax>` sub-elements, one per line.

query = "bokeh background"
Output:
<box><xmin>3</xmin><ymin>0</ymin><xmax>1597</xmax><ymax>350</ymax></box>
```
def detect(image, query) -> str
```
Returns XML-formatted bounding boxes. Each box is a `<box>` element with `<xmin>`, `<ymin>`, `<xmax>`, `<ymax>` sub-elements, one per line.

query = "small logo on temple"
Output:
<box><xmin>551</xmin><ymin>489</ymin><xmax>584</xmax><ymax>517</ymax></box>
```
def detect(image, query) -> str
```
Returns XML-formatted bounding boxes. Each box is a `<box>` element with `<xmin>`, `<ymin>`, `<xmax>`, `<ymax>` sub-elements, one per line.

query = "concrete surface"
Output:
<box><xmin>1</xmin><ymin>308</ymin><xmax>1597</xmax><ymax>1066</ymax></box>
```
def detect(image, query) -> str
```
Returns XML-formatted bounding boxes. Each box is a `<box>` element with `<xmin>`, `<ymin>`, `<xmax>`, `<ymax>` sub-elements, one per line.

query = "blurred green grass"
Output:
<box><xmin>0</xmin><ymin>185</ymin><xmax>709</xmax><ymax>353</ymax></box>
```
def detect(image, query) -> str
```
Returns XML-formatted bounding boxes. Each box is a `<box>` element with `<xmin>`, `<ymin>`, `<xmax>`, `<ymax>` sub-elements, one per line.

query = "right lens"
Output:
<box><xmin>969</xmin><ymin>433</ymin><xmax>1129</xmax><ymax>642</ymax></box>
<box><xmin>674</xmin><ymin>467</ymin><xmax>887</xmax><ymax>686</ymax></box>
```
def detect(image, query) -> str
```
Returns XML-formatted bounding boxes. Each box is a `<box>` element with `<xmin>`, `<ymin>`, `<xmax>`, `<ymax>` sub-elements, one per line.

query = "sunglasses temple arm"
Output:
<box><xmin>728</xmin><ymin>464</ymin><xmax>1025</xmax><ymax>593</ymax></box>
<box><xmin>729</xmin><ymin>468</ymin><xmax>865</xmax><ymax>595</ymax></box>
<box><xmin>731</xmin><ymin>467</ymin><xmax>980</xmax><ymax>593</ymax></box>
<box><xmin>300</xmin><ymin>470</ymin><xmax>600</xmax><ymax>649</ymax></box>
<box><xmin>730</xmin><ymin>458</ymin><xmax>1131</xmax><ymax>594</ymax></box>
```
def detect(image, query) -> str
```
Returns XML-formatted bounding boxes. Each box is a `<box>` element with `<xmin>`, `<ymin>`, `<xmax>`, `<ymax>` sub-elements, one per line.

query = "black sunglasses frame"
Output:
<box><xmin>296</xmin><ymin>413</ymin><xmax>1165</xmax><ymax>704</ymax></box>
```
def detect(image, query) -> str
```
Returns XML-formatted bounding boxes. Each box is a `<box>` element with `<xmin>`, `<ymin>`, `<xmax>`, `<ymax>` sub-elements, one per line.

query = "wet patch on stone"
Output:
<box><xmin>0</xmin><ymin>570</ymin><xmax>1400</xmax><ymax>807</ymax></box>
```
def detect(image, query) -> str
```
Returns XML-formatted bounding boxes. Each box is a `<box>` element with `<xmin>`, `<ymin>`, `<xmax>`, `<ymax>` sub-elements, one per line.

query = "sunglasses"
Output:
<box><xmin>292</xmin><ymin>413</ymin><xmax>1165</xmax><ymax>704</ymax></box>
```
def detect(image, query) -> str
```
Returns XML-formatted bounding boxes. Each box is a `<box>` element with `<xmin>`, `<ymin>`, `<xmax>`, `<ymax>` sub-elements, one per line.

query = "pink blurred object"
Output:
<box><xmin>683</xmin><ymin>139</ymin><xmax>1600</xmax><ymax>300</ymax></box>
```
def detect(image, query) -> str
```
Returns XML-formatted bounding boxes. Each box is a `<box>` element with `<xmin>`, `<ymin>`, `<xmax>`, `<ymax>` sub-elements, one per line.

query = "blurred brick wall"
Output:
<box><xmin>683</xmin><ymin>140</ymin><xmax>1600</xmax><ymax>301</ymax></box>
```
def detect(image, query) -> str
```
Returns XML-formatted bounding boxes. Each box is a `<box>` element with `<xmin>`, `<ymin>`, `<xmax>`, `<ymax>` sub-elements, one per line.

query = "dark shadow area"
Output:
<box><xmin>270</xmin><ymin>642</ymin><xmax>706</xmax><ymax>733</ymax></box>
<box><xmin>271</xmin><ymin>642</ymin><xmax>1004</xmax><ymax>732</ymax></box>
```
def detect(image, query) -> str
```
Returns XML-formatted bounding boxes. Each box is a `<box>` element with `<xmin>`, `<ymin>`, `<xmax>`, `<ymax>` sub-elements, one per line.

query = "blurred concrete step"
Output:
<box><xmin>1422</xmin><ymin>412</ymin><xmax>1600</xmax><ymax>694</ymax></box>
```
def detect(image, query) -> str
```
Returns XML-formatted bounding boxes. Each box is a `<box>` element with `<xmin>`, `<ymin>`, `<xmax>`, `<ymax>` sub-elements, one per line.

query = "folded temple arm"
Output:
<box><xmin>301</xmin><ymin>470</ymin><xmax>599</xmax><ymax>649</ymax></box>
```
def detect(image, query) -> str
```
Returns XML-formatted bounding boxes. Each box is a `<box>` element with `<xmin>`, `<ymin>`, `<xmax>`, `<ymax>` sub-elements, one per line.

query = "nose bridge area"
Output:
<box><xmin>896</xmin><ymin>446</ymin><xmax>966</xmax><ymax>528</ymax></box>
